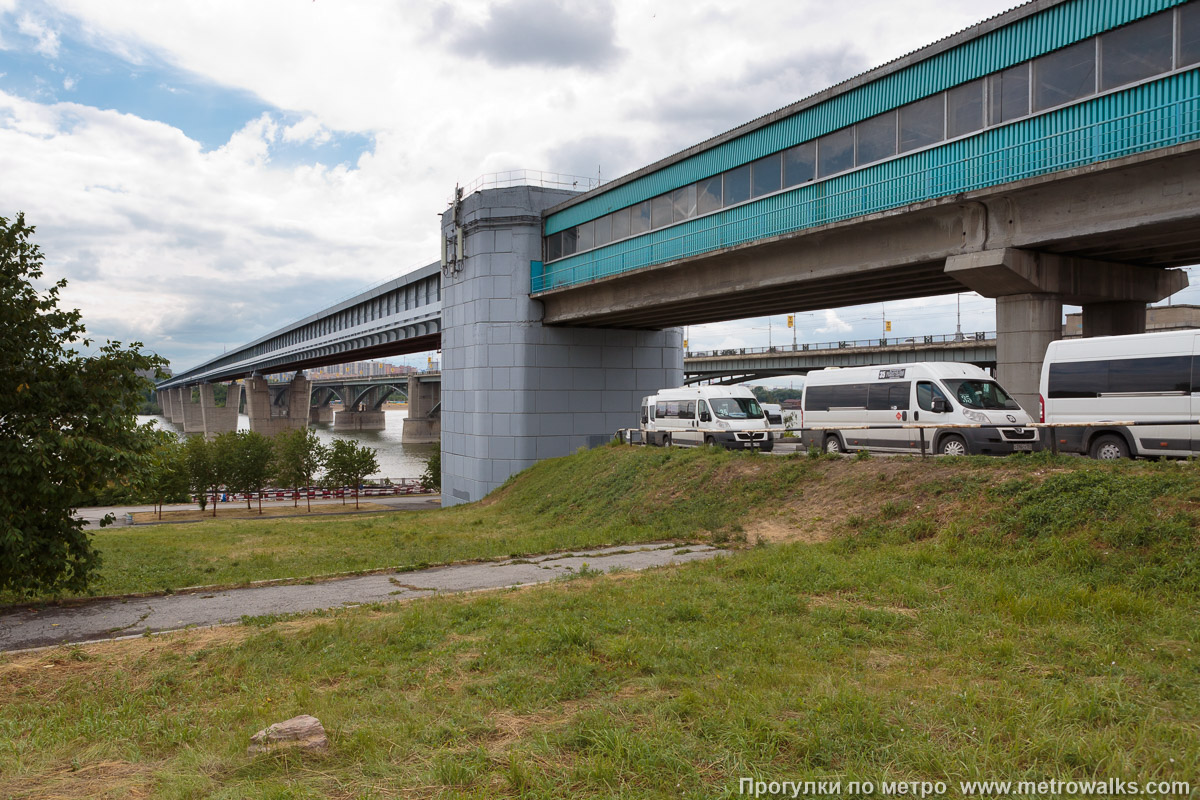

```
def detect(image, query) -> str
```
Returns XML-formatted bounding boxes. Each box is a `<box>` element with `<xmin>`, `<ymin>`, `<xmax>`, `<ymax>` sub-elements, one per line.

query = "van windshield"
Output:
<box><xmin>711</xmin><ymin>397</ymin><xmax>764</xmax><ymax>419</ymax></box>
<box><xmin>942</xmin><ymin>379</ymin><xmax>1021</xmax><ymax>411</ymax></box>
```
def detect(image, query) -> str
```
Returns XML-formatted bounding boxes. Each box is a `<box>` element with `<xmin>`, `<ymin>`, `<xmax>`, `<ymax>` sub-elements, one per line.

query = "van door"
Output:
<box><xmin>915</xmin><ymin>380</ymin><xmax>953</xmax><ymax>452</ymax></box>
<box><xmin>867</xmin><ymin>381</ymin><xmax>913</xmax><ymax>451</ymax></box>
<box><xmin>679</xmin><ymin>400</ymin><xmax>701</xmax><ymax>446</ymax></box>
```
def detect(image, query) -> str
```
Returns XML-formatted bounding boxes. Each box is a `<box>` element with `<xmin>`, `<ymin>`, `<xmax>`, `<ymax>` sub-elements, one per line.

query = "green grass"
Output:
<box><xmin>6</xmin><ymin>445</ymin><xmax>826</xmax><ymax>603</ymax></box>
<box><xmin>1</xmin><ymin>449</ymin><xmax>1198</xmax><ymax>797</ymax></box>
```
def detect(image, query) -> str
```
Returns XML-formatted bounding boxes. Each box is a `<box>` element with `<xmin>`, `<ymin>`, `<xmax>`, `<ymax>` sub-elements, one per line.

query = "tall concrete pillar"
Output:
<box><xmin>439</xmin><ymin>185</ymin><xmax>683</xmax><ymax>506</ymax></box>
<box><xmin>164</xmin><ymin>387</ymin><xmax>183</xmax><ymax>424</ymax></box>
<box><xmin>199</xmin><ymin>381</ymin><xmax>239</xmax><ymax>437</ymax></box>
<box><xmin>244</xmin><ymin>373</ymin><xmax>311</xmax><ymax>436</ymax></box>
<box><xmin>946</xmin><ymin>248</ymin><xmax>1186</xmax><ymax>415</ymax></box>
<box><xmin>181</xmin><ymin>386</ymin><xmax>206</xmax><ymax>434</ymax></box>
<box><xmin>995</xmin><ymin>293</ymin><xmax>1062</xmax><ymax>414</ymax></box>
<box><xmin>1082</xmin><ymin>301</ymin><xmax>1147</xmax><ymax>337</ymax></box>
<box><xmin>401</xmin><ymin>375</ymin><xmax>440</xmax><ymax>444</ymax></box>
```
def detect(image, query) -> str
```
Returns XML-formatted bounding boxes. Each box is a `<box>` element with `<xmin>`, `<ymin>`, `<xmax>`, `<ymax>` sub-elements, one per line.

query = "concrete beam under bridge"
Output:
<box><xmin>946</xmin><ymin>248</ymin><xmax>1186</xmax><ymax>413</ymax></box>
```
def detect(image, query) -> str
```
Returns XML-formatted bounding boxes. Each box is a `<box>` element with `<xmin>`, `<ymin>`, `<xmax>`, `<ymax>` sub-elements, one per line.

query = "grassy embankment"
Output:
<box><xmin>1</xmin><ymin>446</ymin><xmax>1198</xmax><ymax>798</ymax></box>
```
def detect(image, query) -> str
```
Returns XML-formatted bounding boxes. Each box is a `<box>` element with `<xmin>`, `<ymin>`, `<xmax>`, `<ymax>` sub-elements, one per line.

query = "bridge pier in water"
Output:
<box><xmin>244</xmin><ymin>374</ymin><xmax>311</xmax><ymax>436</ymax></box>
<box><xmin>401</xmin><ymin>374</ymin><xmax>440</xmax><ymax>444</ymax></box>
<box><xmin>439</xmin><ymin>186</ymin><xmax>682</xmax><ymax>506</ymax></box>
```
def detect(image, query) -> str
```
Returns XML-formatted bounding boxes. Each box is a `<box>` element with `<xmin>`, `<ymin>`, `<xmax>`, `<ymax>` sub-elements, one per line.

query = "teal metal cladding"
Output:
<box><xmin>533</xmin><ymin>70</ymin><xmax>1200</xmax><ymax>293</ymax></box>
<box><xmin>543</xmin><ymin>0</ymin><xmax>1186</xmax><ymax>236</ymax></box>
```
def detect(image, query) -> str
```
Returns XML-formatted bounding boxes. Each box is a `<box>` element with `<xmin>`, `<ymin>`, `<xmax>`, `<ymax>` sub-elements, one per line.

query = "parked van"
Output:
<box><xmin>762</xmin><ymin>403</ymin><xmax>785</xmax><ymax>427</ymax></box>
<box><xmin>640</xmin><ymin>386</ymin><xmax>773</xmax><ymax>451</ymax></box>
<box><xmin>1039</xmin><ymin>330</ymin><xmax>1198</xmax><ymax>459</ymax></box>
<box><xmin>800</xmin><ymin>362</ymin><xmax>1038</xmax><ymax>455</ymax></box>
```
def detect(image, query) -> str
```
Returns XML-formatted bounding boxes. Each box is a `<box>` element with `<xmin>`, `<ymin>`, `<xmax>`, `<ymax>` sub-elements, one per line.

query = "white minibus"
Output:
<box><xmin>800</xmin><ymin>362</ymin><xmax>1037</xmax><ymax>455</ymax></box>
<box><xmin>1039</xmin><ymin>330</ymin><xmax>1198</xmax><ymax>459</ymax></box>
<box><xmin>640</xmin><ymin>386</ymin><xmax>774</xmax><ymax>451</ymax></box>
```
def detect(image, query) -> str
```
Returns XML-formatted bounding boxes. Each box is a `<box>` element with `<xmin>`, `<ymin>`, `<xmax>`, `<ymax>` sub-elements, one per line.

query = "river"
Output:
<box><xmin>138</xmin><ymin>409</ymin><xmax>433</xmax><ymax>482</ymax></box>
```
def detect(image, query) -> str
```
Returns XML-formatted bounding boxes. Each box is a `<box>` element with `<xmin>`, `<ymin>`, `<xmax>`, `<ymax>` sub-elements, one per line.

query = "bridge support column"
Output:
<box><xmin>244</xmin><ymin>373</ymin><xmax>311</xmax><ymax>436</ymax></box>
<box><xmin>995</xmin><ymin>294</ymin><xmax>1062</xmax><ymax>414</ymax></box>
<box><xmin>401</xmin><ymin>375</ymin><xmax>440</xmax><ymax>444</ymax></box>
<box><xmin>439</xmin><ymin>185</ymin><xmax>683</xmax><ymax>506</ymax></box>
<box><xmin>335</xmin><ymin>385</ymin><xmax>389</xmax><ymax>431</ymax></box>
<box><xmin>181</xmin><ymin>386</ymin><xmax>206</xmax><ymax>434</ymax></box>
<box><xmin>1082</xmin><ymin>301</ymin><xmax>1147</xmax><ymax>337</ymax></box>
<box><xmin>199</xmin><ymin>382</ymin><xmax>239</xmax><ymax>437</ymax></box>
<box><xmin>310</xmin><ymin>405</ymin><xmax>334</xmax><ymax>424</ymax></box>
<box><xmin>946</xmin><ymin>248</ymin><xmax>1187</xmax><ymax>414</ymax></box>
<box><xmin>162</xmin><ymin>387</ymin><xmax>182</xmax><ymax>424</ymax></box>
<box><xmin>334</xmin><ymin>410</ymin><xmax>385</xmax><ymax>431</ymax></box>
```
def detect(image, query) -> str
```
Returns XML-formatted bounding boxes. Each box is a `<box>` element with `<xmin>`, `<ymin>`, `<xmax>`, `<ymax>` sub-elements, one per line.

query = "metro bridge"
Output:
<box><xmin>161</xmin><ymin>0</ymin><xmax>1200</xmax><ymax>504</ymax></box>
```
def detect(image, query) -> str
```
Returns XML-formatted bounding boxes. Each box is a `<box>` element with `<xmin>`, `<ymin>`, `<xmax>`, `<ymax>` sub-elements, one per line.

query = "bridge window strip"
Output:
<box><xmin>544</xmin><ymin>4</ymin><xmax>1194</xmax><ymax>267</ymax></box>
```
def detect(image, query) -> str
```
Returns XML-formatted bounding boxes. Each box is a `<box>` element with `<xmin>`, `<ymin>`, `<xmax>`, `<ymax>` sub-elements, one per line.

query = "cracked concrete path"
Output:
<box><xmin>0</xmin><ymin>543</ymin><xmax>726</xmax><ymax>652</ymax></box>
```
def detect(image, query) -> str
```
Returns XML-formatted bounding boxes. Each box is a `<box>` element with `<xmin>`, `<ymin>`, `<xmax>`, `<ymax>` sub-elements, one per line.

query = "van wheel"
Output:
<box><xmin>823</xmin><ymin>435</ymin><xmax>843</xmax><ymax>454</ymax></box>
<box><xmin>1089</xmin><ymin>434</ymin><xmax>1129</xmax><ymax>460</ymax></box>
<box><xmin>663</xmin><ymin>434</ymin><xmax>672</xmax><ymax>448</ymax></box>
<box><xmin>704</xmin><ymin>435</ymin><xmax>716</xmax><ymax>447</ymax></box>
<box><xmin>939</xmin><ymin>435</ymin><xmax>968</xmax><ymax>457</ymax></box>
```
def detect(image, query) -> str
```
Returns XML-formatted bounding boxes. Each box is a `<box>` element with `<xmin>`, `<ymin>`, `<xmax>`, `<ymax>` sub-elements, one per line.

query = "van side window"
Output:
<box><xmin>1049</xmin><ymin>356</ymin><xmax>1191</xmax><ymax>398</ymax></box>
<box><xmin>656</xmin><ymin>401</ymin><xmax>667</xmax><ymax>417</ymax></box>
<box><xmin>916</xmin><ymin>381</ymin><xmax>950</xmax><ymax>411</ymax></box>
<box><xmin>867</xmin><ymin>381</ymin><xmax>911</xmax><ymax>410</ymax></box>
<box><xmin>685</xmin><ymin>401</ymin><xmax>696</xmax><ymax>418</ymax></box>
<box><xmin>697</xmin><ymin>400</ymin><xmax>709</xmax><ymax>419</ymax></box>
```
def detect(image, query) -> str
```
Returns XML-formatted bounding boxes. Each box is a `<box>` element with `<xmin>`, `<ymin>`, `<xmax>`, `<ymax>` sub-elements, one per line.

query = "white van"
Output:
<box><xmin>640</xmin><ymin>386</ymin><xmax>774</xmax><ymax>451</ymax></box>
<box><xmin>761</xmin><ymin>403</ymin><xmax>785</xmax><ymax>427</ymax></box>
<box><xmin>800</xmin><ymin>362</ymin><xmax>1038</xmax><ymax>455</ymax></box>
<box><xmin>1039</xmin><ymin>330</ymin><xmax>1198</xmax><ymax>459</ymax></box>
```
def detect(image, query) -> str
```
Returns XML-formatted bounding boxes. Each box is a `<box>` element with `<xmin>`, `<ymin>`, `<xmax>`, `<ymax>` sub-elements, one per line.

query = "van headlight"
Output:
<box><xmin>962</xmin><ymin>409</ymin><xmax>988</xmax><ymax>423</ymax></box>
<box><xmin>717</xmin><ymin>421</ymin><xmax>731</xmax><ymax>430</ymax></box>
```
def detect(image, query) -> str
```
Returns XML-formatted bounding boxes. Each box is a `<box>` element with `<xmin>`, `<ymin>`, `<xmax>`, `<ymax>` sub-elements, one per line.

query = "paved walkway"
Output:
<box><xmin>0</xmin><ymin>543</ymin><xmax>726</xmax><ymax>652</ymax></box>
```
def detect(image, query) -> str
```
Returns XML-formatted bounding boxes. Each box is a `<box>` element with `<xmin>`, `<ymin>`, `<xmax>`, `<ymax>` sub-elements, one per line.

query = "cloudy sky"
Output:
<box><xmin>3</xmin><ymin>0</ymin><xmax>1196</xmax><ymax>375</ymax></box>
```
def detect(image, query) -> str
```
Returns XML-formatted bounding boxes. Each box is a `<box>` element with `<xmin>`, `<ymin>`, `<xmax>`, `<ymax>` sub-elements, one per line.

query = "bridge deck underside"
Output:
<box><xmin>536</xmin><ymin>144</ymin><xmax>1200</xmax><ymax>330</ymax></box>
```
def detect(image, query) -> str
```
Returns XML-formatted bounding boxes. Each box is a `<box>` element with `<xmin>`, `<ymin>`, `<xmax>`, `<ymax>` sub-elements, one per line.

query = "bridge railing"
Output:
<box><xmin>536</xmin><ymin>88</ymin><xmax>1200</xmax><ymax>292</ymax></box>
<box><xmin>685</xmin><ymin>331</ymin><xmax>995</xmax><ymax>359</ymax></box>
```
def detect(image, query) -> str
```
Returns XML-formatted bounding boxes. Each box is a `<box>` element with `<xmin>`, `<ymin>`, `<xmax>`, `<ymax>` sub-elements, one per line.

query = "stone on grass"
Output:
<box><xmin>247</xmin><ymin>714</ymin><xmax>328</xmax><ymax>755</ymax></box>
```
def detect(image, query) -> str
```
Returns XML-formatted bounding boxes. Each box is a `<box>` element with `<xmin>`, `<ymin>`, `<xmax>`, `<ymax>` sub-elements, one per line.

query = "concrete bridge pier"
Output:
<box><xmin>161</xmin><ymin>386</ymin><xmax>184</xmax><ymax>425</ymax></box>
<box><xmin>309</xmin><ymin>387</ymin><xmax>337</xmax><ymax>425</ymax></box>
<box><xmin>439</xmin><ymin>185</ymin><xmax>683</xmax><ymax>506</ymax></box>
<box><xmin>401</xmin><ymin>375</ymin><xmax>440</xmax><ymax>444</ymax></box>
<box><xmin>946</xmin><ymin>249</ymin><xmax>1187</xmax><ymax>413</ymax></box>
<box><xmin>334</xmin><ymin>385</ymin><xmax>391</xmax><ymax>431</ymax></box>
<box><xmin>198</xmin><ymin>381</ymin><xmax>239</xmax><ymax>437</ymax></box>
<box><xmin>245</xmin><ymin>373</ymin><xmax>311</xmax><ymax>436</ymax></box>
<box><xmin>181</xmin><ymin>386</ymin><xmax>206</xmax><ymax>434</ymax></box>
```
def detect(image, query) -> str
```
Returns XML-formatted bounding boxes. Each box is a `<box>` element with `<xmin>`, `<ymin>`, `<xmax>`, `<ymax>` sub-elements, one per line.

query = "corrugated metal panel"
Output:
<box><xmin>534</xmin><ymin>70</ymin><xmax>1199</xmax><ymax>291</ymax></box>
<box><xmin>545</xmin><ymin>0</ymin><xmax>1186</xmax><ymax>235</ymax></box>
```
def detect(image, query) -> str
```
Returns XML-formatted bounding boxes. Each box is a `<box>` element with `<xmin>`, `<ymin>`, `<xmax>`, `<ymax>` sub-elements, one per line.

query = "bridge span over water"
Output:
<box><xmin>163</xmin><ymin>0</ymin><xmax>1200</xmax><ymax>504</ymax></box>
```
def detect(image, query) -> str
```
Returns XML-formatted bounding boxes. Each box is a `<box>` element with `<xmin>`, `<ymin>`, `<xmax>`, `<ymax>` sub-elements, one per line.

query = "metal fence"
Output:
<box><xmin>685</xmin><ymin>331</ymin><xmax>995</xmax><ymax>359</ymax></box>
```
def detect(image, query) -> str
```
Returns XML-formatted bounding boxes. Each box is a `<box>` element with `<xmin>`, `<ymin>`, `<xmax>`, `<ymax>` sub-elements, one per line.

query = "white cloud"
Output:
<box><xmin>282</xmin><ymin>115</ymin><xmax>331</xmax><ymax>146</ymax></box>
<box><xmin>17</xmin><ymin>13</ymin><xmax>60</xmax><ymax>58</ymax></box>
<box><xmin>61</xmin><ymin>75</ymin><xmax>74</xmax><ymax>90</ymax></box>
<box><xmin>816</xmin><ymin>310</ymin><xmax>853</xmax><ymax>335</ymax></box>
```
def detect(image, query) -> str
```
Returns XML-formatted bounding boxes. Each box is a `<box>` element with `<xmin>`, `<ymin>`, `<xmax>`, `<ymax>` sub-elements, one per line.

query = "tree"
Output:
<box><xmin>183</xmin><ymin>433</ymin><xmax>218</xmax><ymax>515</ymax></box>
<box><xmin>0</xmin><ymin>213</ymin><xmax>165</xmax><ymax>597</ymax></box>
<box><xmin>146</xmin><ymin>433</ymin><xmax>190</xmax><ymax>519</ymax></box>
<box><xmin>215</xmin><ymin>430</ymin><xmax>275</xmax><ymax>513</ymax></box>
<box><xmin>419</xmin><ymin>443</ymin><xmax>441</xmax><ymax>493</ymax></box>
<box><xmin>325</xmin><ymin>439</ymin><xmax>379</xmax><ymax>509</ymax></box>
<box><xmin>274</xmin><ymin>427</ymin><xmax>328</xmax><ymax>512</ymax></box>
